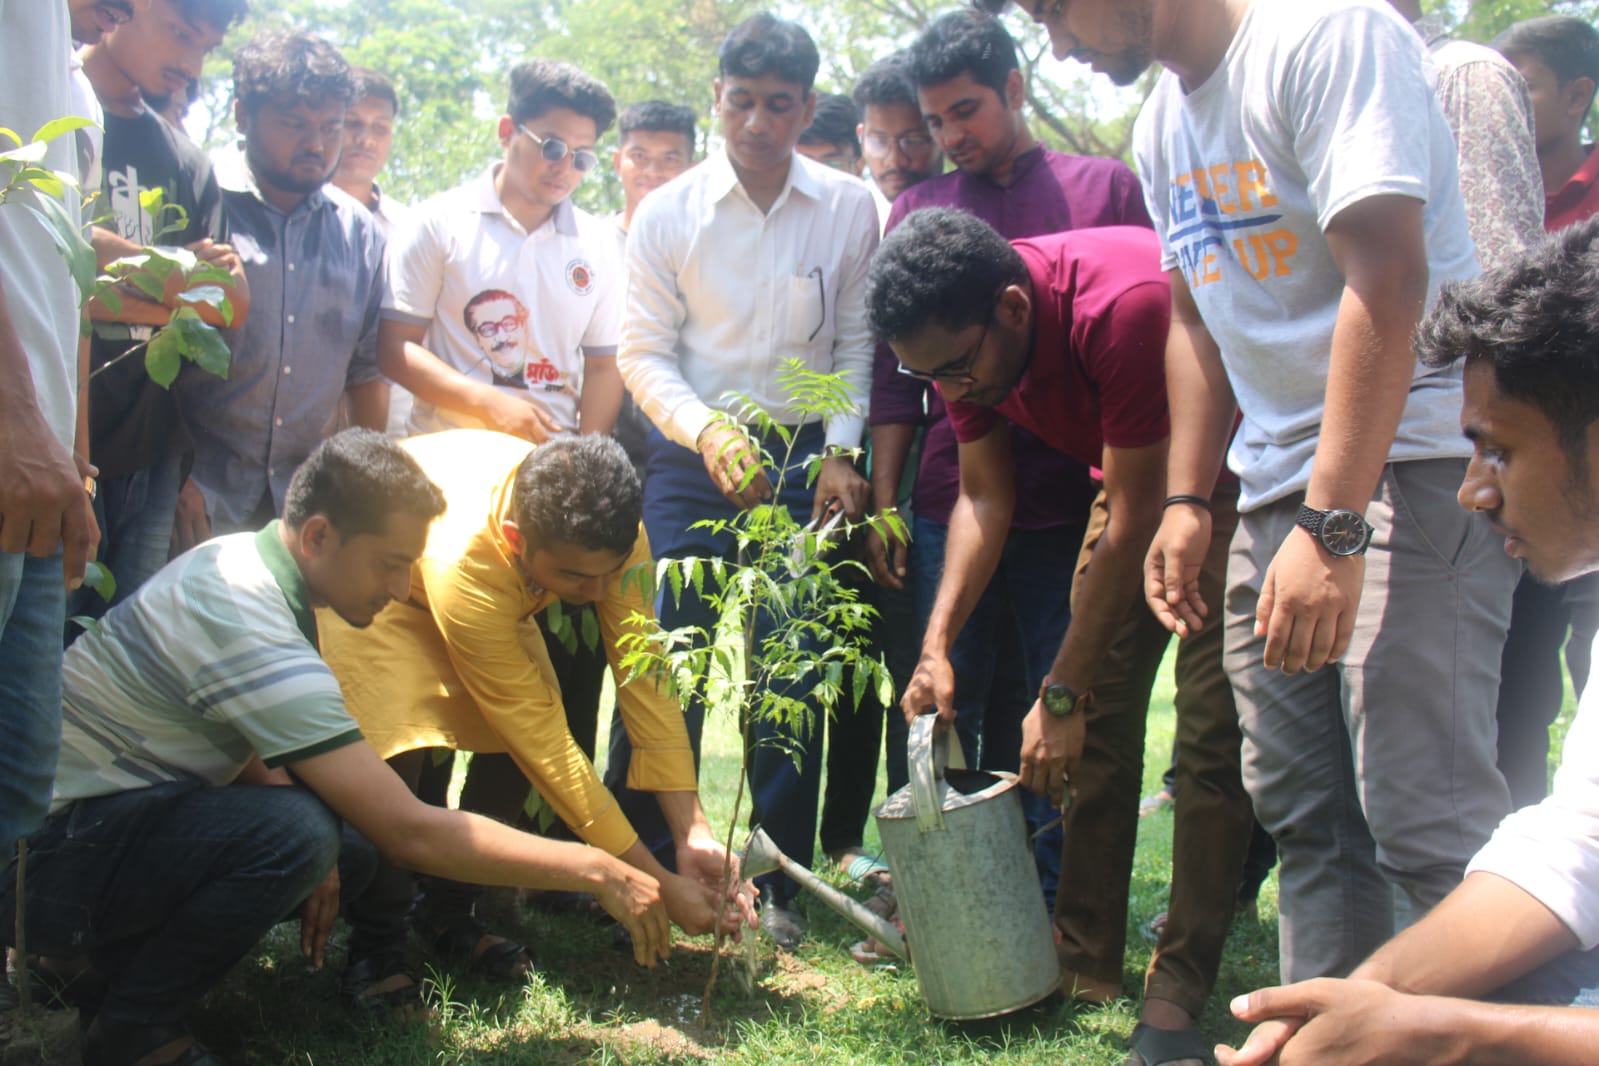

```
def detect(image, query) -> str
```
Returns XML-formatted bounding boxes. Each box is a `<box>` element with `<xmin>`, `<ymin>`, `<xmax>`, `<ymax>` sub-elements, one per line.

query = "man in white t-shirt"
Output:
<box><xmin>379</xmin><ymin>58</ymin><xmax>623</xmax><ymax>442</ymax></box>
<box><xmin>1008</xmin><ymin>0</ymin><xmax>1519</xmax><ymax>1012</ymax></box>
<box><xmin>1217</xmin><ymin>217</ymin><xmax>1599</xmax><ymax>1066</ymax></box>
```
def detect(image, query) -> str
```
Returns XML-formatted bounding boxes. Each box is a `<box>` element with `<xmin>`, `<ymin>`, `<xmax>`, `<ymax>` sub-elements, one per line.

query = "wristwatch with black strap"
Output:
<box><xmin>1039</xmin><ymin>679</ymin><xmax>1081</xmax><ymax>718</ymax></box>
<box><xmin>1294</xmin><ymin>503</ymin><xmax>1374</xmax><ymax>557</ymax></box>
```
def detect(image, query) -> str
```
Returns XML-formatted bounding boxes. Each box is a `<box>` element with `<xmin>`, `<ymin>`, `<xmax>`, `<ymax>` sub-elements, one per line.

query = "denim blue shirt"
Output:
<box><xmin>182</xmin><ymin>176</ymin><xmax>385</xmax><ymax>527</ymax></box>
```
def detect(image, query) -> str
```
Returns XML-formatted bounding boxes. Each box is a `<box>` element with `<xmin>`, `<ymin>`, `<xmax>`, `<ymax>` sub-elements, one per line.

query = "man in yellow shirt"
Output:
<box><xmin>322</xmin><ymin>430</ymin><xmax>747</xmax><ymax>984</ymax></box>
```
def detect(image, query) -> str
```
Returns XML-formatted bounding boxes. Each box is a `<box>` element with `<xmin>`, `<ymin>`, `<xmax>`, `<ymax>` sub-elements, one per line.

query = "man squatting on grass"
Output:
<box><xmin>0</xmin><ymin>430</ymin><xmax>751</xmax><ymax>1066</ymax></box>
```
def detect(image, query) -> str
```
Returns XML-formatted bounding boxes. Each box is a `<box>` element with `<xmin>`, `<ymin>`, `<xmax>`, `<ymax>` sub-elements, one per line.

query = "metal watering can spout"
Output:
<box><xmin>738</xmin><ymin>827</ymin><xmax>908</xmax><ymax>960</ymax></box>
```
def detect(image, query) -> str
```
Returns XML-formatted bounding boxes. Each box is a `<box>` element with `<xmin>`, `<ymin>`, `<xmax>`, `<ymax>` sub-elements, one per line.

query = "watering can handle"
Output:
<box><xmin>909</xmin><ymin>713</ymin><xmax>966</xmax><ymax>832</ymax></box>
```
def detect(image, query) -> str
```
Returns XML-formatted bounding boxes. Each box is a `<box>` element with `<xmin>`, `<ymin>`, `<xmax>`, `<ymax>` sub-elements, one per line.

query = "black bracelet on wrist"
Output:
<box><xmin>1163</xmin><ymin>494</ymin><xmax>1212</xmax><ymax>511</ymax></box>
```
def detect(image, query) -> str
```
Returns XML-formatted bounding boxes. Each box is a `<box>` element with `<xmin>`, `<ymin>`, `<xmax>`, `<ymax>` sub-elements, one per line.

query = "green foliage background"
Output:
<box><xmin>193</xmin><ymin>0</ymin><xmax>1597</xmax><ymax>213</ymax></box>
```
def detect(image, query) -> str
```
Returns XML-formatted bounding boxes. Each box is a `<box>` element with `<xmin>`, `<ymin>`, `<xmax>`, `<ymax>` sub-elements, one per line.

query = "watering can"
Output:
<box><xmin>739</xmin><ymin>715</ymin><xmax>1060</xmax><ymax>1019</ymax></box>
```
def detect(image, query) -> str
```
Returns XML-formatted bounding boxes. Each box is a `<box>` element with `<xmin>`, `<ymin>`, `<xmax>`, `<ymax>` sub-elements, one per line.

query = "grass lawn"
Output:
<box><xmin>157</xmin><ymin>644</ymin><xmax>1296</xmax><ymax>1065</ymax></box>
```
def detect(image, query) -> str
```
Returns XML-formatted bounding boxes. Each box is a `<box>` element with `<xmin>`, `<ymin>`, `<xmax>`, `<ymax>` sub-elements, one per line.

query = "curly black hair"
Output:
<box><xmin>1417</xmin><ymin>216</ymin><xmax>1599</xmax><ymax>477</ymax></box>
<box><xmin>907</xmin><ymin>8</ymin><xmax>1018</xmax><ymax>97</ymax></box>
<box><xmin>508</xmin><ymin>58</ymin><xmax>617</xmax><ymax>136</ymax></box>
<box><xmin>719</xmin><ymin>12</ymin><xmax>820</xmax><ymax>93</ymax></box>
<box><xmin>867</xmin><ymin>207</ymin><xmax>1026</xmax><ymax>342</ymax></box>
<box><xmin>233</xmin><ymin>30</ymin><xmax>353</xmax><ymax>116</ymax></box>
<box><xmin>284</xmin><ymin>429</ymin><xmax>446</xmax><ymax>538</ymax></box>
<box><xmin>511</xmin><ymin>436</ymin><xmax>642</xmax><ymax>557</ymax></box>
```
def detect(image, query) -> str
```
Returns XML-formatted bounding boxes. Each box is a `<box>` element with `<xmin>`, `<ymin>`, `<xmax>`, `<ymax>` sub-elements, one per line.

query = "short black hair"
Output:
<box><xmin>852</xmin><ymin>52</ymin><xmax>917</xmax><ymax>111</ymax></box>
<box><xmin>283</xmin><ymin>429</ymin><xmax>446</xmax><ymax>539</ymax></box>
<box><xmin>908</xmin><ymin>9</ymin><xmax>1019</xmax><ymax>97</ymax></box>
<box><xmin>233</xmin><ymin>31</ymin><xmax>353</xmax><ymax>117</ymax></box>
<box><xmin>798</xmin><ymin>92</ymin><xmax>861</xmax><ymax>155</ymax></box>
<box><xmin>1417</xmin><ymin>217</ymin><xmax>1599</xmax><ymax>475</ymax></box>
<box><xmin>867</xmin><ymin>207</ymin><xmax>1028</xmax><ymax>341</ymax></box>
<box><xmin>718</xmin><ymin>12</ymin><xmax>820</xmax><ymax>93</ymax></box>
<box><xmin>618</xmin><ymin>100</ymin><xmax>698</xmax><ymax>151</ymax></box>
<box><xmin>1493</xmin><ymin>16</ymin><xmax>1599</xmax><ymax>90</ymax></box>
<box><xmin>507</xmin><ymin>58</ymin><xmax>617</xmax><ymax>136</ymax></box>
<box><xmin>349</xmin><ymin>66</ymin><xmax>399</xmax><ymax>116</ymax></box>
<box><xmin>176</xmin><ymin>0</ymin><xmax>249</xmax><ymax>33</ymax></box>
<box><xmin>512</xmin><ymin>436</ymin><xmax>641</xmax><ymax>557</ymax></box>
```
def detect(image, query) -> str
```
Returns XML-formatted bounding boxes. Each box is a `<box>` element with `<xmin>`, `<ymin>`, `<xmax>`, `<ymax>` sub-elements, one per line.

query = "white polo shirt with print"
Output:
<box><xmin>383</xmin><ymin>164</ymin><xmax>622</xmax><ymax>435</ymax></box>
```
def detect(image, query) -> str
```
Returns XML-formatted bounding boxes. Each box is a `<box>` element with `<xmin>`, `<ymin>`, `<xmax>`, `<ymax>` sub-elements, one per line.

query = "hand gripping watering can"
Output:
<box><xmin>740</xmin><ymin>715</ymin><xmax>1060</xmax><ymax>1019</ymax></box>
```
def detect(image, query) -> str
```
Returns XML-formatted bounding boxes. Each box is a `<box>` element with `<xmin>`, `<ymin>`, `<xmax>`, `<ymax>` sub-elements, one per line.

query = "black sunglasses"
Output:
<box><xmin>517</xmin><ymin>124</ymin><xmax>600</xmax><ymax>173</ymax></box>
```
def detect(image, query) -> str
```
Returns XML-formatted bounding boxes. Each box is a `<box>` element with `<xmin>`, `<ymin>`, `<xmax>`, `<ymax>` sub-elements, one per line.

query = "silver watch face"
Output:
<box><xmin>1320</xmin><ymin>510</ymin><xmax>1370</xmax><ymax>556</ymax></box>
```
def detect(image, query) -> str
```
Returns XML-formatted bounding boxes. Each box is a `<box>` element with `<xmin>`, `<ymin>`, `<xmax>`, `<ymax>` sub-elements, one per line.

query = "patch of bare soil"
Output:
<box><xmin>0</xmin><ymin>1009</ymin><xmax>79</xmax><ymax>1066</ymax></box>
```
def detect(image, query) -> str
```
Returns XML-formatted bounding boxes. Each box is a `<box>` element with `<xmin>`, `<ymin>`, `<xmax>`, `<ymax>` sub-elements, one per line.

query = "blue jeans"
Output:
<box><xmin>893</xmin><ymin>515</ymin><xmax>1080</xmax><ymax>903</ymax></box>
<box><xmin>0</xmin><ymin>779</ymin><xmax>372</xmax><ymax>1027</ymax></box>
<box><xmin>604</xmin><ymin>424</ymin><xmax>830</xmax><ymax>905</ymax></box>
<box><xmin>0</xmin><ymin>549</ymin><xmax>66</xmax><ymax>851</ymax></box>
<box><xmin>68</xmin><ymin>453</ymin><xmax>183</xmax><ymax>628</ymax></box>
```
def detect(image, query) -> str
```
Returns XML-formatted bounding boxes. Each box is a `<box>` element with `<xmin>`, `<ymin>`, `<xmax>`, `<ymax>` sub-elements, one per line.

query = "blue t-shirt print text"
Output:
<box><xmin>1166</xmin><ymin>158</ymin><xmax>1299</xmax><ymax>289</ymax></box>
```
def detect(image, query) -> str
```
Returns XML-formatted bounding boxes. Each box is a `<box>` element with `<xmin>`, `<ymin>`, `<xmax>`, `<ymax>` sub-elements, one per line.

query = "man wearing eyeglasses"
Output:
<box><xmin>866</xmin><ymin>8</ymin><xmax>1153</xmax><ymax>917</ymax></box>
<box><xmin>852</xmin><ymin>52</ymin><xmax>945</xmax><ymax>229</ymax></box>
<box><xmin>378</xmin><ymin>58</ymin><xmax>623</xmax><ymax>444</ymax></box>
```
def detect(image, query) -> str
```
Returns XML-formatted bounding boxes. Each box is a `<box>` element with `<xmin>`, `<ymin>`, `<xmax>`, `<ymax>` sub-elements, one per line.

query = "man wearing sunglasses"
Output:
<box><xmin>378</xmin><ymin>58</ymin><xmax>623</xmax><ymax>445</ymax></box>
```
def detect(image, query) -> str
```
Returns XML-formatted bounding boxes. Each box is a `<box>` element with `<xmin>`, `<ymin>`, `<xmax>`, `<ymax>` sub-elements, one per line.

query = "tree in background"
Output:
<box><xmin>191</xmin><ymin>0</ymin><xmax>1597</xmax><ymax>211</ymax></box>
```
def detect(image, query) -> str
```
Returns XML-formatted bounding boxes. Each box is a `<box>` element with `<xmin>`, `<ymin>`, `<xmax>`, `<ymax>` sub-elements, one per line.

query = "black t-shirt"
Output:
<box><xmin>89</xmin><ymin>108</ymin><xmax>226</xmax><ymax>477</ymax></box>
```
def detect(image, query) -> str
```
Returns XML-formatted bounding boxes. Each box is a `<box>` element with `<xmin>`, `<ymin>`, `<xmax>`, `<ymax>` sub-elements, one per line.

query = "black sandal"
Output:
<box><xmin>81</xmin><ymin>1016</ymin><xmax>224</xmax><ymax>1066</ymax></box>
<box><xmin>340</xmin><ymin>946</ymin><xmax>428</xmax><ymax>1015</ymax></box>
<box><xmin>424</xmin><ymin>915</ymin><xmax>537</xmax><ymax>981</ymax></box>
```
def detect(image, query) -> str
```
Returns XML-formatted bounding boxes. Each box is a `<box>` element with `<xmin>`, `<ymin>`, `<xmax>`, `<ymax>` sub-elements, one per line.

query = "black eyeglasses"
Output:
<box><xmin>517</xmin><ymin>124</ymin><xmax>600</xmax><ymax>173</ymax></box>
<box><xmin>863</xmin><ymin>132</ymin><xmax>938</xmax><ymax>156</ymax></box>
<box><xmin>896</xmin><ymin>321</ymin><xmax>989</xmax><ymax>384</ymax></box>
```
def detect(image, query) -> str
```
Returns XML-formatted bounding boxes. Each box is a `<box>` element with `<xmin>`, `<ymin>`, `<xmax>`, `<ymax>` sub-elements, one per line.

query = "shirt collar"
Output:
<box><xmin>471</xmin><ymin>163</ymin><xmax>579</xmax><ymax>235</ymax></box>
<box><xmin>255</xmin><ymin>521</ymin><xmax>320</xmax><ymax>650</ymax></box>
<box><xmin>706</xmin><ymin>147</ymin><xmax>818</xmax><ymax>208</ymax></box>
<box><xmin>1554</xmin><ymin>145</ymin><xmax>1599</xmax><ymax>201</ymax></box>
<box><xmin>223</xmin><ymin>158</ymin><xmax>330</xmax><ymax>217</ymax></box>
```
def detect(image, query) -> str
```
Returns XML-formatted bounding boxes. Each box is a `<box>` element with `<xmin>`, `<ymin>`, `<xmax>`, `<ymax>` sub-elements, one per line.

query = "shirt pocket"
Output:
<box><xmin>784</xmin><ymin>267</ymin><xmax>832</xmax><ymax>354</ymax></box>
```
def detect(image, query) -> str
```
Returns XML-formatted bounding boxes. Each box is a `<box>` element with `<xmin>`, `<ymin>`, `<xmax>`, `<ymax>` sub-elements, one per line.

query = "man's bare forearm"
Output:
<box><xmin>345</xmin><ymin>379</ymin><xmax>391</xmax><ymax>432</ymax></box>
<box><xmin>1353</xmin><ymin>872</ymin><xmax>1579</xmax><ymax>999</ymax></box>
<box><xmin>869</xmin><ymin>422</ymin><xmax>917</xmax><ymax>512</ymax></box>
<box><xmin>1164</xmin><ymin>273</ymin><xmax>1237</xmax><ymax>498</ymax></box>
<box><xmin>1308</xmin><ymin>196</ymin><xmax>1430</xmax><ymax>512</ymax></box>
<box><xmin>922</xmin><ymin>435</ymin><xmax>1014</xmax><ymax>658</ymax></box>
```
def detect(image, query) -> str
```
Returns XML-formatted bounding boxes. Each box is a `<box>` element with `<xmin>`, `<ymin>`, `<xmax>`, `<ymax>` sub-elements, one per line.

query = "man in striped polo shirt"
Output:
<box><xmin>0</xmin><ymin>431</ymin><xmax>706</xmax><ymax>1066</ymax></box>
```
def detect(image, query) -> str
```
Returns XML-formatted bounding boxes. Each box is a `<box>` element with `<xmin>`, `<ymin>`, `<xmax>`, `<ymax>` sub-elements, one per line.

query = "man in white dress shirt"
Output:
<box><xmin>612</xmin><ymin>11</ymin><xmax>880</xmax><ymax>949</ymax></box>
<box><xmin>1219</xmin><ymin>218</ymin><xmax>1599</xmax><ymax>1066</ymax></box>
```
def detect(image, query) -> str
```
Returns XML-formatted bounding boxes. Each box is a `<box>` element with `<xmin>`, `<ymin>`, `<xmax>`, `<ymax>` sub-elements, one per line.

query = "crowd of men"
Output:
<box><xmin>5</xmin><ymin>0</ymin><xmax>1599</xmax><ymax>1064</ymax></box>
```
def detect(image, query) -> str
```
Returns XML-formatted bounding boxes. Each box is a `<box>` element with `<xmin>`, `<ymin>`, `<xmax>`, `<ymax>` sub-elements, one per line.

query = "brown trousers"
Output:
<box><xmin>1053</xmin><ymin>479</ymin><xmax>1254</xmax><ymax>1016</ymax></box>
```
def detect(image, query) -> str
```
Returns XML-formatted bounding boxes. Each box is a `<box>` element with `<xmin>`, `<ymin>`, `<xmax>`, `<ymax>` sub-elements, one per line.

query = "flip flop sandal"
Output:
<box><xmin>81</xmin><ymin>1017</ymin><xmax>225</xmax><ymax>1066</ymax></box>
<box><xmin>341</xmin><ymin>947</ymin><xmax>428</xmax><ymax>1015</ymax></box>
<box><xmin>1124</xmin><ymin>1021</ymin><xmax>1211</xmax><ymax>1066</ymax></box>
<box><xmin>427</xmin><ymin>916</ymin><xmax>538</xmax><ymax>981</ymax></box>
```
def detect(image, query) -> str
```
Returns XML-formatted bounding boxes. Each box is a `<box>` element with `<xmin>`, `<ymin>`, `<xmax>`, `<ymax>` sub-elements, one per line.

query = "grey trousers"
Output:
<box><xmin>1225</xmin><ymin>458</ymin><xmax>1517</xmax><ymax>982</ymax></box>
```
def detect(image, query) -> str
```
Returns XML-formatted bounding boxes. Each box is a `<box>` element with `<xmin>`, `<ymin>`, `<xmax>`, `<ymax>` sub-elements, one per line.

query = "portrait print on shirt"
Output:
<box><xmin>463</xmin><ymin>288</ymin><xmax>561</xmax><ymax>391</ymax></box>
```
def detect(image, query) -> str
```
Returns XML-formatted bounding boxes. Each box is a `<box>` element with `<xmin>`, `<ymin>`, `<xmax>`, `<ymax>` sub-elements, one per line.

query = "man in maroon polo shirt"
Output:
<box><xmin>865</xmin><ymin>6</ymin><xmax>1149</xmax><ymax>838</ymax></box>
<box><xmin>871</xmin><ymin>207</ymin><xmax>1249</xmax><ymax>1066</ymax></box>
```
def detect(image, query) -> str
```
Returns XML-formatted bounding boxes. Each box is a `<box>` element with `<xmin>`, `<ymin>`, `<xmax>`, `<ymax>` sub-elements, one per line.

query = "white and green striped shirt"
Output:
<box><xmin>52</xmin><ymin>524</ymin><xmax>364</xmax><ymax>813</ymax></box>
